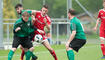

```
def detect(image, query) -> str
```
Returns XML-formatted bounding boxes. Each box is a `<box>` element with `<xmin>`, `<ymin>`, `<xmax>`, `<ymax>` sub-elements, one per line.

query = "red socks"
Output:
<box><xmin>101</xmin><ymin>44</ymin><xmax>105</xmax><ymax>56</ymax></box>
<box><xmin>20</xmin><ymin>49</ymin><xmax>25</xmax><ymax>60</ymax></box>
<box><xmin>50</xmin><ymin>50</ymin><xmax>58</xmax><ymax>60</ymax></box>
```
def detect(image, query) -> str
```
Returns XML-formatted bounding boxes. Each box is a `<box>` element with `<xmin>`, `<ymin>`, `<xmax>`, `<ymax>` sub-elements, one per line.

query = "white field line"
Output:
<box><xmin>0</xmin><ymin>45</ymin><xmax>99</xmax><ymax>58</ymax></box>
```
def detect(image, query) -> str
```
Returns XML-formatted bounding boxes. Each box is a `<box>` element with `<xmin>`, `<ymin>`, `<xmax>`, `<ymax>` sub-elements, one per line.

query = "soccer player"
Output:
<box><xmin>93</xmin><ymin>1</ymin><xmax>105</xmax><ymax>59</ymax></box>
<box><xmin>33</xmin><ymin>5</ymin><xmax>58</xmax><ymax>60</ymax></box>
<box><xmin>15</xmin><ymin>4</ymin><xmax>37</xmax><ymax>60</ymax></box>
<box><xmin>65</xmin><ymin>9</ymin><xmax>86</xmax><ymax>60</ymax></box>
<box><xmin>8</xmin><ymin>12</ymin><xmax>43</xmax><ymax>60</ymax></box>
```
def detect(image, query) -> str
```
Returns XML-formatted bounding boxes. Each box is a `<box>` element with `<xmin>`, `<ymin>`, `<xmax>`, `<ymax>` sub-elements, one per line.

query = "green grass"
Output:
<box><xmin>0</xmin><ymin>44</ymin><xmax>104</xmax><ymax>60</ymax></box>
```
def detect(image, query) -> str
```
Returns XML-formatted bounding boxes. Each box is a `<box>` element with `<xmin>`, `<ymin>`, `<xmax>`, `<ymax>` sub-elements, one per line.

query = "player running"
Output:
<box><xmin>93</xmin><ymin>1</ymin><xmax>105</xmax><ymax>59</ymax></box>
<box><xmin>32</xmin><ymin>5</ymin><xmax>58</xmax><ymax>60</ymax></box>
<box><xmin>65</xmin><ymin>9</ymin><xmax>86</xmax><ymax>60</ymax></box>
<box><xmin>15</xmin><ymin>4</ymin><xmax>37</xmax><ymax>60</ymax></box>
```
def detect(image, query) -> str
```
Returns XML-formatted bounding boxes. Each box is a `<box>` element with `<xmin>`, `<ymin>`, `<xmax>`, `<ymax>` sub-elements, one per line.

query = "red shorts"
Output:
<box><xmin>99</xmin><ymin>28</ymin><xmax>105</xmax><ymax>38</ymax></box>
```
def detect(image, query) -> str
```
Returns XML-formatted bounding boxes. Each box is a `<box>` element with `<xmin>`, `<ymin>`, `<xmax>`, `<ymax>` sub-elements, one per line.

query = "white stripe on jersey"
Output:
<box><xmin>46</xmin><ymin>15</ymin><xmax>51</xmax><ymax>22</ymax></box>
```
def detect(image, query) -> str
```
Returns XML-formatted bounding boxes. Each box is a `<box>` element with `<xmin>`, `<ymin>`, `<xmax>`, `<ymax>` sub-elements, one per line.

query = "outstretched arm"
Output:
<box><xmin>93</xmin><ymin>18</ymin><xmax>100</xmax><ymax>31</ymax></box>
<box><xmin>44</xmin><ymin>18</ymin><xmax>50</xmax><ymax>30</ymax></box>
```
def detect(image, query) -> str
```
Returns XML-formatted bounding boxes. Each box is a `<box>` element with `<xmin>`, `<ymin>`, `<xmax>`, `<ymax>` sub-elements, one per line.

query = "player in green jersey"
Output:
<box><xmin>8</xmin><ymin>12</ymin><xmax>44</xmax><ymax>60</ymax></box>
<box><xmin>65</xmin><ymin>9</ymin><xmax>86</xmax><ymax>60</ymax></box>
<box><xmin>15</xmin><ymin>4</ymin><xmax>37</xmax><ymax>60</ymax></box>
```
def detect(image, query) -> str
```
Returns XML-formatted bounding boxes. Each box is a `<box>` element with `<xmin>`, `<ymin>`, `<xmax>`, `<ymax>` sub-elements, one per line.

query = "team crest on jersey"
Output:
<box><xmin>101</xmin><ymin>13</ymin><xmax>103</xmax><ymax>15</ymax></box>
<box><xmin>38</xmin><ymin>16</ymin><xmax>40</xmax><ymax>18</ymax></box>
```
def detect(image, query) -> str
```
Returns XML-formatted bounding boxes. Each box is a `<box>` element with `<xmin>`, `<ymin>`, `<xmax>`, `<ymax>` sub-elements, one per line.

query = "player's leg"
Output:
<box><xmin>30</xmin><ymin>33</ymin><xmax>38</xmax><ymax>60</ymax></box>
<box><xmin>66</xmin><ymin>47</ymin><xmax>74</xmax><ymax>60</ymax></box>
<box><xmin>66</xmin><ymin>39</ymin><xmax>86</xmax><ymax>60</ymax></box>
<box><xmin>24</xmin><ymin>47</ymin><xmax>33</xmax><ymax>60</ymax></box>
<box><xmin>20</xmin><ymin>45</ymin><xmax>25</xmax><ymax>60</ymax></box>
<box><xmin>22</xmin><ymin>38</ymin><xmax>37</xmax><ymax>60</ymax></box>
<box><xmin>99</xmin><ymin>30</ymin><xmax>105</xmax><ymax>59</ymax></box>
<box><xmin>8</xmin><ymin>36</ymin><xmax>20</xmax><ymax>60</ymax></box>
<box><xmin>42</xmin><ymin>39</ymin><xmax>58</xmax><ymax>60</ymax></box>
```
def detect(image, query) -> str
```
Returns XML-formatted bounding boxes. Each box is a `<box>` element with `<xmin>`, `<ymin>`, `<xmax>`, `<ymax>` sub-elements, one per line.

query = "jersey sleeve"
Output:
<box><xmin>13</xmin><ymin>19</ymin><xmax>23</xmax><ymax>33</ymax></box>
<box><xmin>97</xmin><ymin>10</ymin><xmax>101</xmax><ymax>18</ymax></box>
<box><xmin>70</xmin><ymin>23</ymin><xmax>76</xmax><ymax>31</ymax></box>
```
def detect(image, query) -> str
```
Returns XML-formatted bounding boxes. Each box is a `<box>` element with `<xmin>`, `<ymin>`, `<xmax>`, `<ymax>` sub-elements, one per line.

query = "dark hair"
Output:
<box><xmin>68</xmin><ymin>8</ymin><xmax>77</xmax><ymax>15</ymax></box>
<box><xmin>103</xmin><ymin>0</ymin><xmax>105</xmax><ymax>2</ymax></box>
<box><xmin>15</xmin><ymin>4</ymin><xmax>23</xmax><ymax>9</ymax></box>
<box><xmin>43</xmin><ymin>5</ymin><xmax>48</xmax><ymax>9</ymax></box>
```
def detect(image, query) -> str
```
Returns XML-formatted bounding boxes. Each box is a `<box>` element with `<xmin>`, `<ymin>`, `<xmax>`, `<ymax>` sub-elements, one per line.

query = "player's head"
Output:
<box><xmin>22</xmin><ymin>12</ymin><xmax>30</xmax><ymax>22</ymax></box>
<box><xmin>15</xmin><ymin>4</ymin><xmax>23</xmax><ymax>14</ymax></box>
<box><xmin>41</xmin><ymin>5</ymin><xmax>48</xmax><ymax>16</ymax></box>
<box><xmin>68</xmin><ymin>8</ymin><xmax>77</xmax><ymax>19</ymax></box>
<box><xmin>103</xmin><ymin>1</ymin><xmax>105</xmax><ymax>8</ymax></box>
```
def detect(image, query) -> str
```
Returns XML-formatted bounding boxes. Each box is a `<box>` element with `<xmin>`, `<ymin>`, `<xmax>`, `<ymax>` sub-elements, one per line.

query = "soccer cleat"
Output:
<box><xmin>31</xmin><ymin>56</ymin><xmax>38</xmax><ymax>60</ymax></box>
<box><xmin>101</xmin><ymin>55</ymin><xmax>105</xmax><ymax>59</ymax></box>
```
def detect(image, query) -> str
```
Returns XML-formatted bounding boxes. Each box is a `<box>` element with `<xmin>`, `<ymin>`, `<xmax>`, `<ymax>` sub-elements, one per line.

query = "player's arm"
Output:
<box><xmin>44</xmin><ymin>18</ymin><xmax>50</xmax><ymax>30</ymax></box>
<box><xmin>34</xmin><ymin>27</ymin><xmax>44</xmax><ymax>34</ymax></box>
<box><xmin>30</xmin><ymin>21</ymin><xmax>44</xmax><ymax>34</ymax></box>
<box><xmin>31</xmin><ymin>10</ymin><xmax>37</xmax><ymax>14</ymax></box>
<box><xmin>31</xmin><ymin>12</ymin><xmax>37</xmax><ymax>24</ymax></box>
<box><xmin>93</xmin><ymin>18</ymin><xmax>100</xmax><ymax>31</ymax></box>
<box><xmin>13</xmin><ymin>22</ymin><xmax>22</xmax><ymax>33</ymax></box>
<box><xmin>45</xmin><ymin>23</ymin><xmax>50</xmax><ymax>30</ymax></box>
<box><xmin>66</xmin><ymin>31</ymin><xmax>76</xmax><ymax>49</ymax></box>
<box><xmin>67</xmin><ymin>31</ymin><xmax>76</xmax><ymax>43</ymax></box>
<box><xmin>66</xmin><ymin>23</ymin><xmax>76</xmax><ymax>49</ymax></box>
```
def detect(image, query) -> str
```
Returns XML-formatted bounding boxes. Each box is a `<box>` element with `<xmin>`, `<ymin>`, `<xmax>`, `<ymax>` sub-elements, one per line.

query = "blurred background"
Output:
<box><xmin>1</xmin><ymin>0</ymin><xmax>103</xmax><ymax>49</ymax></box>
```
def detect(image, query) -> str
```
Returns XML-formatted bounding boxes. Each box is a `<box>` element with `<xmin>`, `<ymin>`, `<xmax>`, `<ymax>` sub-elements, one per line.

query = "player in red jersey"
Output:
<box><xmin>94</xmin><ymin>1</ymin><xmax>105</xmax><ymax>59</ymax></box>
<box><xmin>32</xmin><ymin>5</ymin><xmax>58</xmax><ymax>60</ymax></box>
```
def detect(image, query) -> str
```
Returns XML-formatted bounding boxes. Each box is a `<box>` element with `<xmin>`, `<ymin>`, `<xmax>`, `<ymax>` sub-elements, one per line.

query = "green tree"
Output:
<box><xmin>3</xmin><ymin>0</ymin><xmax>16</xmax><ymax>19</ymax></box>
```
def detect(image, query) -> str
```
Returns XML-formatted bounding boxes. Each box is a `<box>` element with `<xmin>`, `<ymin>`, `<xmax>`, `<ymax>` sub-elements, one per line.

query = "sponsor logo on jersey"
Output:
<box><xmin>38</xmin><ymin>16</ymin><xmax>40</xmax><ymax>18</ymax></box>
<box><xmin>28</xmin><ymin>23</ymin><xmax>30</xmax><ymax>26</ymax></box>
<box><xmin>101</xmin><ymin>13</ymin><xmax>103</xmax><ymax>15</ymax></box>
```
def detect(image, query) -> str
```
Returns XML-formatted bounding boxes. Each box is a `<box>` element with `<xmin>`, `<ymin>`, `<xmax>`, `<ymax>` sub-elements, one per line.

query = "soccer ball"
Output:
<box><xmin>34</xmin><ymin>34</ymin><xmax>43</xmax><ymax>43</ymax></box>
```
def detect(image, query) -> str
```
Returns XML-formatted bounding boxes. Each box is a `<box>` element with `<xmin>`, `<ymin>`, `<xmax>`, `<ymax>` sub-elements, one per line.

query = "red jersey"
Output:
<box><xmin>98</xmin><ymin>9</ymin><xmax>105</xmax><ymax>30</ymax></box>
<box><xmin>34</xmin><ymin>11</ymin><xmax>51</xmax><ymax>36</ymax></box>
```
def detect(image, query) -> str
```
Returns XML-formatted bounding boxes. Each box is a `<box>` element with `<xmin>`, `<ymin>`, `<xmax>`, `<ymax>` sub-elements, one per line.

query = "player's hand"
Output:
<box><xmin>93</xmin><ymin>27</ymin><xmax>97</xmax><ymax>31</ymax></box>
<box><xmin>44</xmin><ymin>18</ymin><xmax>47</xmax><ymax>24</ymax></box>
<box><xmin>65</xmin><ymin>42</ymin><xmax>70</xmax><ymax>50</ymax></box>
<box><xmin>37</xmin><ymin>29</ymin><xmax>44</xmax><ymax>34</ymax></box>
<box><xmin>15</xmin><ymin>27</ymin><xmax>21</xmax><ymax>32</ymax></box>
<box><xmin>31</xmin><ymin>15</ymin><xmax>38</xmax><ymax>24</ymax></box>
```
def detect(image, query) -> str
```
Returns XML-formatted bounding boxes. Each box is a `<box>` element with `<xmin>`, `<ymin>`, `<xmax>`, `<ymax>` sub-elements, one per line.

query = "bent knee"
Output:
<box><xmin>29</xmin><ymin>47</ymin><xmax>34</xmax><ymax>51</ymax></box>
<box><xmin>11</xmin><ymin>48</ymin><xmax>17</xmax><ymax>52</ymax></box>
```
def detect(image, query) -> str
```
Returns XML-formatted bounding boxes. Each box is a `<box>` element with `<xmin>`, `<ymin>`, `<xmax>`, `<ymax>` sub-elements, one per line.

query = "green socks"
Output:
<box><xmin>25</xmin><ymin>50</ymin><xmax>33</xmax><ymax>60</ymax></box>
<box><xmin>32</xmin><ymin>53</ymin><xmax>36</xmax><ymax>58</ymax></box>
<box><xmin>67</xmin><ymin>50</ymin><xmax>74</xmax><ymax>60</ymax></box>
<box><xmin>8</xmin><ymin>50</ymin><xmax>14</xmax><ymax>60</ymax></box>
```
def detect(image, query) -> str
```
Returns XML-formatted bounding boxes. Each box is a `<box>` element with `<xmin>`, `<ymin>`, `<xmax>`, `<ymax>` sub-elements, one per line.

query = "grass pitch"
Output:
<box><xmin>0</xmin><ymin>44</ymin><xmax>103</xmax><ymax>60</ymax></box>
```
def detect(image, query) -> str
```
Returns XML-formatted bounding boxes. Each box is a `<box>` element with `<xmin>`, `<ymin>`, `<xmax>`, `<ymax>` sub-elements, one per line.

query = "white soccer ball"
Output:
<box><xmin>34</xmin><ymin>34</ymin><xmax>43</xmax><ymax>43</ymax></box>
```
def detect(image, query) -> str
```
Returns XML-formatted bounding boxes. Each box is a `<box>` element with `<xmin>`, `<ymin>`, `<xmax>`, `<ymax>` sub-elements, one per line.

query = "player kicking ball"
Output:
<box><xmin>93</xmin><ymin>1</ymin><xmax>105</xmax><ymax>59</ymax></box>
<box><xmin>8</xmin><ymin>12</ymin><xmax>44</xmax><ymax>60</ymax></box>
<box><xmin>32</xmin><ymin>5</ymin><xmax>58</xmax><ymax>60</ymax></box>
<box><xmin>65</xmin><ymin>9</ymin><xmax>86</xmax><ymax>60</ymax></box>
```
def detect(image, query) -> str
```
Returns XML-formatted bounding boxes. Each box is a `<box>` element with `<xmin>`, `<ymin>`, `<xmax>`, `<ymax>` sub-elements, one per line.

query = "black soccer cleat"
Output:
<box><xmin>101</xmin><ymin>55</ymin><xmax>105</xmax><ymax>59</ymax></box>
<box><xmin>31</xmin><ymin>56</ymin><xmax>38</xmax><ymax>60</ymax></box>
